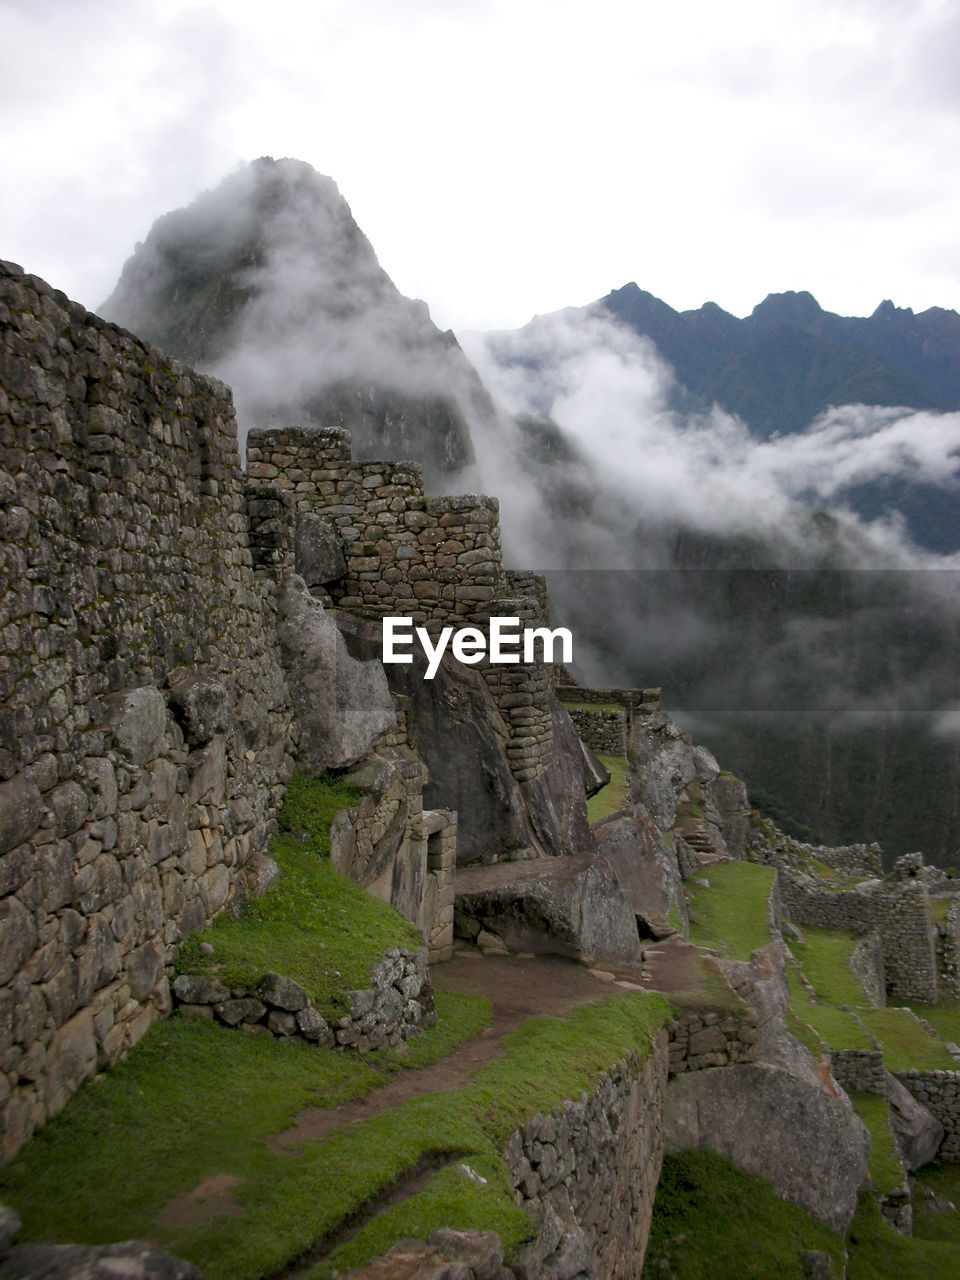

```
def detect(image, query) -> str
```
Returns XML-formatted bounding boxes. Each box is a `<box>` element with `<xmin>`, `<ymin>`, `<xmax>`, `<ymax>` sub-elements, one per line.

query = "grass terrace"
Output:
<box><xmin>0</xmin><ymin>993</ymin><xmax>671</xmax><ymax>1280</ymax></box>
<box><xmin>176</xmin><ymin>771</ymin><xmax>422</xmax><ymax>1020</ymax></box>
<box><xmin>686</xmin><ymin>861</ymin><xmax>776</xmax><ymax>961</ymax></box>
<box><xmin>587</xmin><ymin>753</ymin><xmax>631</xmax><ymax>823</ymax></box>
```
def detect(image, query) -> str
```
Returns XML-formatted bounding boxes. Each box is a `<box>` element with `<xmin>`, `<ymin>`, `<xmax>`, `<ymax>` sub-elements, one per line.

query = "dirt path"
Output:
<box><xmin>270</xmin><ymin>950</ymin><xmax>639</xmax><ymax>1150</ymax></box>
<box><xmin>157</xmin><ymin>943</ymin><xmax>704</xmax><ymax>1230</ymax></box>
<box><xmin>637</xmin><ymin>935</ymin><xmax>706</xmax><ymax>993</ymax></box>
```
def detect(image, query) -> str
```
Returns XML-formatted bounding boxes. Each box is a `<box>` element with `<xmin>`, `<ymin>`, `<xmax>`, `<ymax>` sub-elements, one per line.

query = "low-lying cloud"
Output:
<box><xmin>462</xmin><ymin>307</ymin><xmax>960</xmax><ymax>570</ymax></box>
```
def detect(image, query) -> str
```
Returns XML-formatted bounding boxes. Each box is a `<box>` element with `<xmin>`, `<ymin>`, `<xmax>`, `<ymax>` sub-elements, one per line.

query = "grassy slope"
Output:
<box><xmin>645</xmin><ymin>860</ymin><xmax>960</xmax><ymax>1280</ymax></box>
<box><xmin>644</xmin><ymin>1150</ymin><xmax>846</xmax><ymax>1279</ymax></box>
<box><xmin>0</xmin><ymin>767</ymin><xmax>674</xmax><ymax>1278</ymax></box>
<box><xmin>587</xmin><ymin>753</ymin><xmax>630</xmax><ymax>823</ymax></box>
<box><xmin>0</xmin><ymin>992</ymin><xmax>670</xmax><ymax>1280</ymax></box>
<box><xmin>176</xmin><ymin>771</ymin><xmax>421</xmax><ymax>1019</ymax></box>
<box><xmin>686</xmin><ymin>861</ymin><xmax>776</xmax><ymax>960</ymax></box>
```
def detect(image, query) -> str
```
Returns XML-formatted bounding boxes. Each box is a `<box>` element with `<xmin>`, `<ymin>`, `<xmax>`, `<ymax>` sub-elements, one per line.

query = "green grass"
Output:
<box><xmin>687</xmin><ymin>861</ymin><xmax>776</xmax><ymax>961</ymax></box>
<box><xmin>850</xmin><ymin>1093</ymin><xmax>904</xmax><ymax>1196</ymax></box>
<box><xmin>931</xmin><ymin>897</ymin><xmax>953</xmax><ymax>923</ymax></box>
<box><xmin>0</xmin><ymin>987</ymin><xmax>669</xmax><ymax>1280</ymax></box>
<box><xmin>847</xmin><ymin>1189</ymin><xmax>960</xmax><ymax>1279</ymax></box>
<box><xmin>857</xmin><ymin>1008</ymin><xmax>956</xmax><ymax>1073</ymax></box>
<box><xmin>279</xmin><ymin>769</ymin><xmax>367</xmax><ymax>841</ymax></box>
<box><xmin>587</xmin><ymin>753</ymin><xmax>630</xmax><ymax>823</ymax></box>
<box><xmin>790</xmin><ymin>928</ymin><xmax>868</xmax><ymax>1008</ymax></box>
<box><xmin>176</xmin><ymin>771</ymin><xmax>420</xmax><ymax>1019</ymax></box>
<box><xmin>779</xmin><ymin>926</ymin><xmax>957</xmax><ymax>1068</ymax></box>
<box><xmin>782</xmin><ymin>927</ymin><xmax>960</xmax><ymax>1068</ymax></box>
<box><xmin>913</xmin><ymin>1162</ymin><xmax>960</xmax><ymax>1247</ymax></box>
<box><xmin>909</xmin><ymin>1001</ymin><xmax>960</xmax><ymax>1046</ymax></box>
<box><xmin>645</xmin><ymin>1154</ymin><xmax>960</xmax><ymax>1280</ymax></box>
<box><xmin>785</xmin><ymin>966</ymin><xmax>873</xmax><ymax>1050</ymax></box>
<box><xmin>308</xmin><ymin>1154</ymin><xmax>526</xmax><ymax>1278</ymax></box>
<box><xmin>785</xmin><ymin>1006</ymin><xmax>829</xmax><ymax>1059</ymax></box>
<box><xmin>0</xmin><ymin>991</ymin><xmax>490</xmax><ymax>1253</ymax></box>
<box><xmin>643</xmin><ymin>1150</ymin><xmax>846</xmax><ymax>1278</ymax></box>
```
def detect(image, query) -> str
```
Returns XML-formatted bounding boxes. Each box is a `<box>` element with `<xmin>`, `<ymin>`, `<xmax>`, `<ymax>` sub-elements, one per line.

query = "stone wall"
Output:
<box><xmin>562</xmin><ymin>705</ymin><xmax>626</xmax><ymax>756</ymax></box>
<box><xmin>666</xmin><ymin>1004</ymin><xmax>758</xmax><ymax>1073</ymax></box>
<box><xmin>0</xmin><ymin>261</ymin><xmax>295</xmax><ymax>1160</ymax></box>
<box><xmin>896</xmin><ymin>1071</ymin><xmax>960</xmax><ymax>1162</ymax></box>
<box><xmin>778</xmin><ymin>869</ymin><xmax>938</xmax><ymax>1004</ymax></box>
<box><xmin>850</xmin><ymin>931</ymin><xmax>886</xmax><ymax>1008</ymax></box>
<box><xmin>935</xmin><ymin>896</ymin><xmax>960</xmax><ymax>1000</ymax></box>
<box><xmin>884</xmin><ymin>883</ymin><xmax>938</xmax><ymax>1004</ymax></box>
<box><xmin>245</xmin><ymin>427</ymin><xmax>556</xmax><ymax>784</ymax></box>
<box><xmin>830</xmin><ymin>1049</ymin><xmax>887</xmax><ymax>1096</ymax></box>
<box><xmin>749</xmin><ymin>822</ymin><xmax>882</xmax><ymax>879</ymax></box>
<box><xmin>246</xmin><ymin>427</ymin><xmax>504</xmax><ymax>626</ymax></box>
<box><xmin>503</xmin><ymin>1033</ymin><xmax>668</xmax><ymax>1280</ymax></box>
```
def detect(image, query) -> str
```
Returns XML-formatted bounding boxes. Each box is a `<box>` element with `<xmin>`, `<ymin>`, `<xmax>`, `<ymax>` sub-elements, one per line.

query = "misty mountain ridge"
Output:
<box><xmin>101</xmin><ymin>158</ymin><xmax>960</xmax><ymax>861</ymax></box>
<box><xmin>102</xmin><ymin>157</ymin><xmax>495</xmax><ymax>489</ymax></box>
<box><xmin>603</xmin><ymin>282</ymin><xmax>960</xmax><ymax>434</ymax></box>
<box><xmin>475</xmin><ymin>284</ymin><xmax>960</xmax><ymax>555</ymax></box>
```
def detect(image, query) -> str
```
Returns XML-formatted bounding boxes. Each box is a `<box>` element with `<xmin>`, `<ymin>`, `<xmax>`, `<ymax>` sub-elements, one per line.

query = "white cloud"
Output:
<box><xmin>1</xmin><ymin>0</ymin><xmax>959</xmax><ymax>329</ymax></box>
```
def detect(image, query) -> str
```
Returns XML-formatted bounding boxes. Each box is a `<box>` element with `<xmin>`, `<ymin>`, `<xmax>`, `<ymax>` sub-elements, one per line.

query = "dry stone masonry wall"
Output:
<box><xmin>503</xmin><ymin>1033</ymin><xmax>668</xmax><ymax>1280</ymax></box>
<box><xmin>778</xmin><ymin>864</ymin><xmax>939</xmax><ymax>1004</ymax></box>
<box><xmin>896</xmin><ymin>1071</ymin><xmax>960</xmax><ymax>1162</ymax></box>
<box><xmin>829</xmin><ymin>1050</ymin><xmax>887</xmax><ymax>1096</ymax></box>
<box><xmin>0</xmin><ymin>261</ymin><xmax>295</xmax><ymax>1160</ymax></box>
<box><xmin>246</xmin><ymin>427</ymin><xmax>506</xmax><ymax>626</ymax></box>
<box><xmin>562</xmin><ymin>705</ymin><xmax>626</xmax><ymax>756</ymax></box>
<box><xmin>246</xmin><ymin>427</ymin><xmax>556</xmax><ymax>784</ymax></box>
<box><xmin>666</xmin><ymin>1005</ymin><xmax>758</xmax><ymax>1073</ymax></box>
<box><xmin>935</xmin><ymin>896</ymin><xmax>960</xmax><ymax>1000</ymax></box>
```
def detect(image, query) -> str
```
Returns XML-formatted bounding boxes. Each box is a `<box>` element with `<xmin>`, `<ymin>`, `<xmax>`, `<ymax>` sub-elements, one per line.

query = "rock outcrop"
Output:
<box><xmin>454</xmin><ymin>855</ymin><xmax>643</xmax><ymax>966</ymax></box>
<box><xmin>592</xmin><ymin>803</ymin><xmax>686</xmax><ymax>938</ymax></box>
<box><xmin>665</xmin><ymin>937</ymin><xmax>871</xmax><ymax>1234</ymax></box>
<box><xmin>277</xmin><ymin>577</ymin><xmax>396</xmax><ymax>770</ymax></box>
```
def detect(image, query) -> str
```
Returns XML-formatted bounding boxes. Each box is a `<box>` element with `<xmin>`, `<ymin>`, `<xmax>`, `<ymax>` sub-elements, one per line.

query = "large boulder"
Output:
<box><xmin>277</xmin><ymin>577</ymin><xmax>395</xmax><ymax>769</ymax></box>
<box><xmin>885</xmin><ymin>1070</ymin><xmax>944</xmax><ymax>1169</ymax></box>
<box><xmin>669</xmin><ymin>938</ymin><xmax>872</xmax><ymax>1235</ymax></box>
<box><xmin>664</xmin><ymin>1062</ymin><xmax>870</xmax><ymax>1235</ymax></box>
<box><xmin>295</xmin><ymin>512</ymin><xmax>347</xmax><ymax>587</ymax></box>
<box><xmin>0</xmin><ymin>1240</ymin><xmax>204</xmax><ymax>1279</ymax></box>
<box><xmin>580</xmin><ymin>741</ymin><xmax>610</xmax><ymax>798</ymax></box>
<box><xmin>166</xmin><ymin>669</ymin><xmax>231</xmax><ymax>746</ymax></box>
<box><xmin>520</xmin><ymin>694</ymin><xmax>595</xmax><ymax>858</ymax></box>
<box><xmin>593</xmin><ymin>803</ymin><xmax>686</xmax><ymax>938</ymax></box>
<box><xmin>708</xmin><ymin>773</ymin><xmax>753</xmax><ymax>859</ymax></box>
<box><xmin>455</xmin><ymin>854</ymin><xmax>642</xmax><ymax>965</ymax></box>
<box><xmin>334</xmin><ymin>611</ymin><xmax>538</xmax><ymax>863</ymax></box>
<box><xmin>627</xmin><ymin>710</ymin><xmax>698</xmax><ymax>831</ymax></box>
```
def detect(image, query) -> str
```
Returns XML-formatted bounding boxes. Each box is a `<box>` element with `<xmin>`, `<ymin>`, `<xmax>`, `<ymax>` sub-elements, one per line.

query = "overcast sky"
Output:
<box><xmin>2</xmin><ymin>0</ymin><xmax>959</xmax><ymax>332</ymax></box>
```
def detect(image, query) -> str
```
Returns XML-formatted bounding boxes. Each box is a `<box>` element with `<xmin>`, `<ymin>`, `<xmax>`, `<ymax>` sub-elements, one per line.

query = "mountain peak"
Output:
<box><xmin>749</xmin><ymin>290</ymin><xmax>823</xmax><ymax>329</ymax></box>
<box><xmin>101</xmin><ymin>158</ymin><xmax>485</xmax><ymax>484</ymax></box>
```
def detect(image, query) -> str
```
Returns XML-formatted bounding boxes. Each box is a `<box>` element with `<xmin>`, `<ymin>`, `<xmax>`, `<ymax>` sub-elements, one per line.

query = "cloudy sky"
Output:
<box><xmin>2</xmin><ymin>0</ymin><xmax>959</xmax><ymax>332</ymax></box>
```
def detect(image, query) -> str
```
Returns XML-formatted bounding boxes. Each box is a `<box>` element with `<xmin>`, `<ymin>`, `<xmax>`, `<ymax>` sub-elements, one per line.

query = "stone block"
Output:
<box><xmin>173</xmin><ymin>974</ymin><xmax>230</xmax><ymax>1004</ymax></box>
<box><xmin>105</xmin><ymin>687</ymin><xmax>166</xmax><ymax>766</ymax></box>
<box><xmin>214</xmin><ymin>998</ymin><xmax>266</xmax><ymax>1027</ymax></box>
<box><xmin>256</xmin><ymin>971</ymin><xmax>309</xmax><ymax>1011</ymax></box>
<box><xmin>45</xmin><ymin>1008</ymin><xmax>97</xmax><ymax>1117</ymax></box>
<box><xmin>0</xmin><ymin>774</ymin><xmax>42</xmax><ymax>856</ymax></box>
<box><xmin>0</xmin><ymin>896</ymin><xmax>37</xmax><ymax>986</ymax></box>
